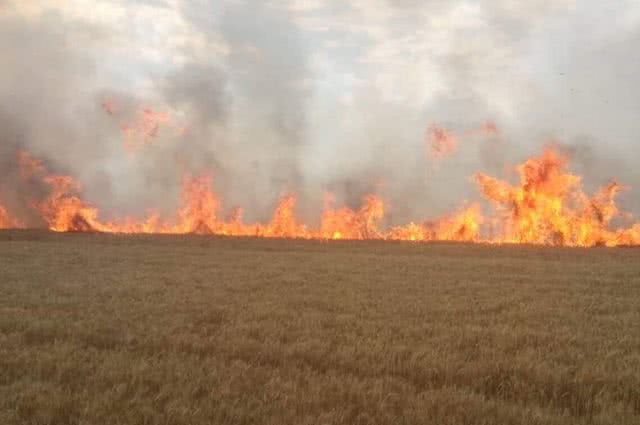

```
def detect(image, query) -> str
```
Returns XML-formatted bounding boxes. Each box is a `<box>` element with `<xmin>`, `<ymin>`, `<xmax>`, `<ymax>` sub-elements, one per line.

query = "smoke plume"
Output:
<box><xmin>1</xmin><ymin>0</ymin><xmax>639</xmax><ymax>227</ymax></box>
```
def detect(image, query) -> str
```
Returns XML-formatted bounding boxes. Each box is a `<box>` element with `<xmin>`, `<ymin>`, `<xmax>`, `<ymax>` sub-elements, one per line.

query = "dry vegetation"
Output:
<box><xmin>1</xmin><ymin>230</ymin><xmax>639</xmax><ymax>425</ymax></box>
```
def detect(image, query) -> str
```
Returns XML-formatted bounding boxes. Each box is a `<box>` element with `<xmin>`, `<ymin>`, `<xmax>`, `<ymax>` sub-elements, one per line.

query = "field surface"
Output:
<box><xmin>1</xmin><ymin>231</ymin><xmax>639</xmax><ymax>425</ymax></box>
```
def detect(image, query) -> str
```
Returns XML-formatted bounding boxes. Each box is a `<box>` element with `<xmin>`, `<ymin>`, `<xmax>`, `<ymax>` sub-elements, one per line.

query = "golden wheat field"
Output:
<box><xmin>0</xmin><ymin>230</ymin><xmax>639</xmax><ymax>425</ymax></box>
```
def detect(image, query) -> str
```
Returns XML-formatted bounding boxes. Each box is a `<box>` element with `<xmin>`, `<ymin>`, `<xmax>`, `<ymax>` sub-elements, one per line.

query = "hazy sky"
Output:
<box><xmin>2</xmin><ymin>0</ymin><xmax>639</xmax><ymax>220</ymax></box>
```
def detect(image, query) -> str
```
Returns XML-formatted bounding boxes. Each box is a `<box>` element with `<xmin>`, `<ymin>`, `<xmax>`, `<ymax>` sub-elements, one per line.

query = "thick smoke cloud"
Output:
<box><xmin>0</xmin><ymin>11</ymin><xmax>120</xmax><ymax>223</ymax></box>
<box><xmin>1</xmin><ymin>0</ymin><xmax>639</xmax><ymax>225</ymax></box>
<box><xmin>176</xmin><ymin>0</ymin><xmax>314</xmax><ymax>220</ymax></box>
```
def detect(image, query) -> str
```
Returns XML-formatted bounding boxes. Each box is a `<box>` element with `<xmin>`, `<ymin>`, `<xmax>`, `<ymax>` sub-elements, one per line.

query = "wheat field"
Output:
<box><xmin>0</xmin><ymin>230</ymin><xmax>639</xmax><ymax>424</ymax></box>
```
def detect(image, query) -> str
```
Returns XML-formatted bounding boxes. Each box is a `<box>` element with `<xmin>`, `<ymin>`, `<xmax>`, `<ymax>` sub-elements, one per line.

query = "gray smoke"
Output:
<box><xmin>1</xmin><ymin>0</ymin><xmax>639</xmax><ymax>227</ymax></box>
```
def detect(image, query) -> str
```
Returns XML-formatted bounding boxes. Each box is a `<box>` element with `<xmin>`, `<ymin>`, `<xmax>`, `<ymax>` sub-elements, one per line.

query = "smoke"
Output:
<box><xmin>0</xmin><ymin>11</ymin><xmax>117</xmax><ymax>225</ymax></box>
<box><xmin>1</xmin><ymin>0</ymin><xmax>639</xmax><ymax>227</ymax></box>
<box><xmin>176</xmin><ymin>0</ymin><xmax>313</xmax><ymax>221</ymax></box>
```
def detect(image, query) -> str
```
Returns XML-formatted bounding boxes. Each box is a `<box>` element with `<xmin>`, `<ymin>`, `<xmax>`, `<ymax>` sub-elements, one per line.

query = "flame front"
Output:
<box><xmin>0</xmin><ymin>204</ymin><xmax>22</xmax><ymax>230</ymax></box>
<box><xmin>320</xmin><ymin>194</ymin><xmax>384</xmax><ymax>240</ymax></box>
<box><xmin>2</xmin><ymin>147</ymin><xmax>639</xmax><ymax>247</ymax></box>
<box><xmin>475</xmin><ymin>147</ymin><xmax>635</xmax><ymax>247</ymax></box>
<box><xmin>389</xmin><ymin>205</ymin><xmax>482</xmax><ymax>242</ymax></box>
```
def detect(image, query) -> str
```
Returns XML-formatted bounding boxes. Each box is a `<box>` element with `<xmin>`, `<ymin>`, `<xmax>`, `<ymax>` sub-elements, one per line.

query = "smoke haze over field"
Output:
<box><xmin>1</xmin><ymin>0</ymin><xmax>640</xmax><ymax>225</ymax></box>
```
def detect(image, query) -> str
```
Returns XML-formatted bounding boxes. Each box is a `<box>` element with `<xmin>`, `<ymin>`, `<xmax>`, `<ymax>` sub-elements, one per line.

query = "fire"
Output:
<box><xmin>102</xmin><ymin>103</ymin><xmax>182</xmax><ymax>153</ymax></box>
<box><xmin>37</xmin><ymin>175</ymin><xmax>105</xmax><ymax>233</ymax></box>
<box><xmin>389</xmin><ymin>205</ymin><xmax>482</xmax><ymax>242</ymax></box>
<box><xmin>259</xmin><ymin>195</ymin><xmax>308</xmax><ymax>238</ymax></box>
<box><xmin>427</xmin><ymin>124</ymin><xmax>458</xmax><ymax>159</ymax></box>
<box><xmin>104</xmin><ymin>101</ymin><xmax>190</xmax><ymax>142</ymax></box>
<box><xmin>0</xmin><ymin>204</ymin><xmax>22</xmax><ymax>229</ymax></box>
<box><xmin>0</xmin><ymin>205</ymin><xmax>9</xmax><ymax>229</ymax></box>
<box><xmin>174</xmin><ymin>174</ymin><xmax>221</xmax><ymax>234</ymax></box>
<box><xmin>320</xmin><ymin>194</ymin><xmax>384</xmax><ymax>240</ymax></box>
<box><xmin>429</xmin><ymin>204</ymin><xmax>482</xmax><ymax>242</ymax></box>
<box><xmin>475</xmin><ymin>147</ymin><xmax>636</xmax><ymax>247</ymax></box>
<box><xmin>121</xmin><ymin>108</ymin><xmax>174</xmax><ymax>152</ymax></box>
<box><xmin>427</xmin><ymin>121</ymin><xmax>501</xmax><ymax>160</ymax></box>
<box><xmin>1</xmin><ymin>146</ymin><xmax>639</xmax><ymax>247</ymax></box>
<box><xmin>17</xmin><ymin>150</ymin><xmax>45</xmax><ymax>178</ymax></box>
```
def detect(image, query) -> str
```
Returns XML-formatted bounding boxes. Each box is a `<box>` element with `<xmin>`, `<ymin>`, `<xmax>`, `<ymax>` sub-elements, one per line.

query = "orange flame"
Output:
<box><xmin>389</xmin><ymin>204</ymin><xmax>482</xmax><ymax>242</ymax></box>
<box><xmin>174</xmin><ymin>174</ymin><xmax>220</xmax><ymax>234</ymax></box>
<box><xmin>0</xmin><ymin>205</ymin><xmax>9</xmax><ymax>229</ymax></box>
<box><xmin>0</xmin><ymin>203</ymin><xmax>23</xmax><ymax>229</ymax></box>
<box><xmin>121</xmin><ymin>108</ymin><xmax>174</xmax><ymax>152</ymax></box>
<box><xmin>17</xmin><ymin>150</ymin><xmax>45</xmax><ymax>178</ymax></box>
<box><xmin>319</xmin><ymin>194</ymin><xmax>385</xmax><ymax>240</ymax></box>
<box><xmin>37</xmin><ymin>175</ymin><xmax>104</xmax><ymax>232</ymax></box>
<box><xmin>3</xmin><ymin>146</ymin><xmax>639</xmax><ymax>247</ymax></box>
<box><xmin>427</xmin><ymin>121</ymin><xmax>500</xmax><ymax>161</ymax></box>
<box><xmin>475</xmin><ymin>147</ymin><xmax>637</xmax><ymax>247</ymax></box>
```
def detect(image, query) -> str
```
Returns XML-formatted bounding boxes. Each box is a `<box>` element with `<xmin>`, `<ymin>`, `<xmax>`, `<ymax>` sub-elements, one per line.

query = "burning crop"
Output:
<box><xmin>475</xmin><ymin>148</ymin><xmax>636</xmax><ymax>247</ymax></box>
<box><xmin>0</xmin><ymin>204</ymin><xmax>21</xmax><ymax>230</ymax></box>
<box><xmin>2</xmin><ymin>143</ymin><xmax>639</xmax><ymax>247</ymax></box>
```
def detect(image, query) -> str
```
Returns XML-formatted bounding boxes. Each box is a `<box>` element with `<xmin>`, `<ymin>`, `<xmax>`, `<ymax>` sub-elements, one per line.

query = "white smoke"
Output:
<box><xmin>1</xmin><ymin>0</ymin><xmax>639</xmax><ymax>225</ymax></box>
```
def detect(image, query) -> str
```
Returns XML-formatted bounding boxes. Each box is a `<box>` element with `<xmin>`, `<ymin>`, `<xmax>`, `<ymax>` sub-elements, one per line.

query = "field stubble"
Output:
<box><xmin>0</xmin><ymin>230</ymin><xmax>639</xmax><ymax>424</ymax></box>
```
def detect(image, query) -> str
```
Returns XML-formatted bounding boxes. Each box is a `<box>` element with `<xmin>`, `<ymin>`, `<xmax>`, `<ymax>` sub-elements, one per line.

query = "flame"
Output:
<box><xmin>37</xmin><ymin>175</ymin><xmax>105</xmax><ymax>232</ymax></box>
<box><xmin>319</xmin><ymin>194</ymin><xmax>385</xmax><ymax>240</ymax></box>
<box><xmin>121</xmin><ymin>108</ymin><xmax>174</xmax><ymax>152</ymax></box>
<box><xmin>427</xmin><ymin>124</ymin><xmax>458</xmax><ymax>159</ymax></box>
<box><xmin>0</xmin><ymin>205</ymin><xmax>10</xmax><ymax>229</ymax></box>
<box><xmin>2</xmin><ymin>146</ymin><xmax>638</xmax><ymax>247</ymax></box>
<box><xmin>102</xmin><ymin>103</ymin><xmax>182</xmax><ymax>153</ymax></box>
<box><xmin>17</xmin><ymin>150</ymin><xmax>45</xmax><ymax>178</ymax></box>
<box><xmin>389</xmin><ymin>204</ymin><xmax>482</xmax><ymax>242</ymax></box>
<box><xmin>475</xmin><ymin>147</ymin><xmax>637</xmax><ymax>247</ymax></box>
<box><xmin>174</xmin><ymin>174</ymin><xmax>220</xmax><ymax>234</ymax></box>
<box><xmin>0</xmin><ymin>203</ymin><xmax>23</xmax><ymax>229</ymax></box>
<box><xmin>427</xmin><ymin>121</ymin><xmax>500</xmax><ymax>161</ymax></box>
<box><xmin>255</xmin><ymin>195</ymin><xmax>306</xmax><ymax>238</ymax></box>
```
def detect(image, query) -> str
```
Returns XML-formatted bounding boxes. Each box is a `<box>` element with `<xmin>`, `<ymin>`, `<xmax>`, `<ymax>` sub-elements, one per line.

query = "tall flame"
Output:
<box><xmin>174</xmin><ymin>174</ymin><xmax>220</xmax><ymax>234</ymax></box>
<box><xmin>0</xmin><ymin>204</ymin><xmax>22</xmax><ymax>229</ymax></box>
<box><xmin>37</xmin><ymin>175</ymin><xmax>105</xmax><ymax>233</ymax></box>
<box><xmin>475</xmin><ymin>147</ymin><xmax>635</xmax><ymax>247</ymax></box>
<box><xmin>2</xmin><ymin>147</ymin><xmax>639</xmax><ymax>247</ymax></box>
<box><xmin>320</xmin><ymin>194</ymin><xmax>384</xmax><ymax>240</ymax></box>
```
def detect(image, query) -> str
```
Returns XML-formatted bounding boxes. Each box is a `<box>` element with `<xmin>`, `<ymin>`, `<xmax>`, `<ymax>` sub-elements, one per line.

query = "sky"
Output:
<box><xmin>1</xmin><ymin>0</ymin><xmax>639</xmax><ymax>222</ymax></box>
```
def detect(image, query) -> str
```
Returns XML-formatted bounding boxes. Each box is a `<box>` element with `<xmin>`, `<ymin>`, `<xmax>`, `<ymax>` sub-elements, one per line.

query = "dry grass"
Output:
<box><xmin>0</xmin><ymin>230</ymin><xmax>639</xmax><ymax>425</ymax></box>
